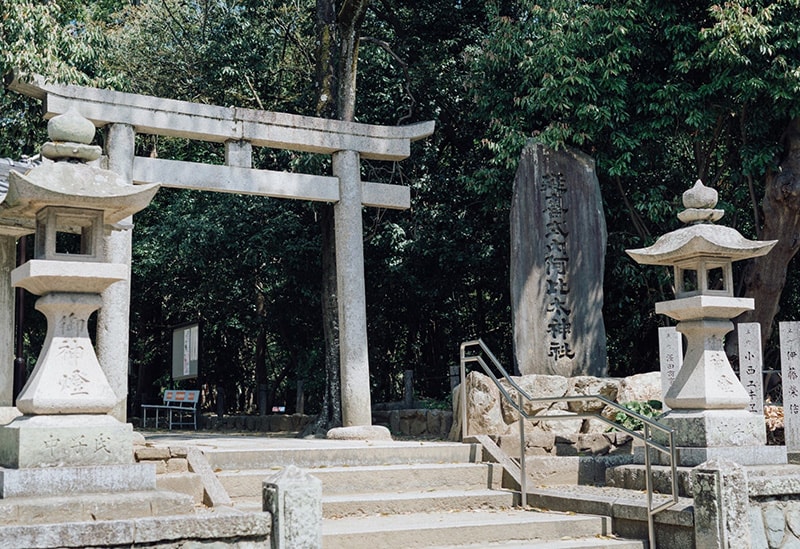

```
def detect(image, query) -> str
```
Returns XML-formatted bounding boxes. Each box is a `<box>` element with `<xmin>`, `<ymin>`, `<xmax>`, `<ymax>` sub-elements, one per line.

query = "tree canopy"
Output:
<box><xmin>3</xmin><ymin>0</ymin><xmax>800</xmax><ymax>414</ymax></box>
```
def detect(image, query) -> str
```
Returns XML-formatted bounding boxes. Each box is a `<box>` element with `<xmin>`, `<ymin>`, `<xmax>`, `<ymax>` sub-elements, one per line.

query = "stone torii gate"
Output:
<box><xmin>1</xmin><ymin>75</ymin><xmax>434</xmax><ymax>432</ymax></box>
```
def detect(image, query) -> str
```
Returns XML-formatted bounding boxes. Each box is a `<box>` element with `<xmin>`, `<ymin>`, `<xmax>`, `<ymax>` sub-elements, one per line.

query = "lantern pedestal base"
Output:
<box><xmin>0</xmin><ymin>414</ymin><xmax>134</xmax><ymax>468</ymax></box>
<box><xmin>637</xmin><ymin>409</ymin><xmax>785</xmax><ymax>467</ymax></box>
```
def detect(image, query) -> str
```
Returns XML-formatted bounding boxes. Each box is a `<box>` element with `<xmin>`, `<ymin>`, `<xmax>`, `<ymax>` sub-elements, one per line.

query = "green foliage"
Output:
<box><xmin>611</xmin><ymin>400</ymin><xmax>663</xmax><ymax>432</ymax></box>
<box><xmin>7</xmin><ymin>0</ymin><xmax>800</xmax><ymax>415</ymax></box>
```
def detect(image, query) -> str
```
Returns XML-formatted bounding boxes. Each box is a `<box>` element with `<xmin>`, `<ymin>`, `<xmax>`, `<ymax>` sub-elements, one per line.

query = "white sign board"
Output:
<box><xmin>780</xmin><ymin>322</ymin><xmax>800</xmax><ymax>452</ymax></box>
<box><xmin>172</xmin><ymin>323</ymin><xmax>199</xmax><ymax>381</ymax></box>
<box><xmin>738</xmin><ymin>322</ymin><xmax>764</xmax><ymax>415</ymax></box>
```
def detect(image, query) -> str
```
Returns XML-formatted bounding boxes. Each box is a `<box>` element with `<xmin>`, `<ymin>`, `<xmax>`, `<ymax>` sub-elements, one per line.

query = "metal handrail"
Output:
<box><xmin>459</xmin><ymin>339</ymin><xmax>678</xmax><ymax>549</ymax></box>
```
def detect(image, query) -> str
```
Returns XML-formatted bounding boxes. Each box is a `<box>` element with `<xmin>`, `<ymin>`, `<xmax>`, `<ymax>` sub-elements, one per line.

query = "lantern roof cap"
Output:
<box><xmin>626</xmin><ymin>179</ymin><xmax>776</xmax><ymax>266</ymax></box>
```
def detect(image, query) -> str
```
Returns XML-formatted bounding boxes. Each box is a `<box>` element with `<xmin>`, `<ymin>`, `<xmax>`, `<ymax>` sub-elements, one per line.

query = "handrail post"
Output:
<box><xmin>460</xmin><ymin>344</ymin><xmax>468</xmax><ymax>441</ymax></box>
<box><xmin>644</xmin><ymin>423</ymin><xmax>655</xmax><ymax>549</ymax></box>
<box><xmin>518</xmin><ymin>391</ymin><xmax>527</xmax><ymax>507</ymax></box>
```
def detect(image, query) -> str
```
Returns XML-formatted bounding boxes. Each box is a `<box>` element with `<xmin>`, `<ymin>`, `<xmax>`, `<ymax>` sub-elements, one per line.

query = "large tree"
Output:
<box><xmin>472</xmin><ymin>0</ymin><xmax>800</xmax><ymax>370</ymax></box>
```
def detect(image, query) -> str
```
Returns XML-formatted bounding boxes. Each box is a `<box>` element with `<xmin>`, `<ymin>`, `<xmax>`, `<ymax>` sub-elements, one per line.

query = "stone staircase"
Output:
<box><xmin>196</xmin><ymin>438</ymin><xmax>646</xmax><ymax>548</ymax></box>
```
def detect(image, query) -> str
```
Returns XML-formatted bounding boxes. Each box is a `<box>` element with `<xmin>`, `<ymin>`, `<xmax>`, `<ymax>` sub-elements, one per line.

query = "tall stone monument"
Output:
<box><xmin>627</xmin><ymin>180</ymin><xmax>784</xmax><ymax>466</ymax></box>
<box><xmin>511</xmin><ymin>142</ymin><xmax>607</xmax><ymax>377</ymax></box>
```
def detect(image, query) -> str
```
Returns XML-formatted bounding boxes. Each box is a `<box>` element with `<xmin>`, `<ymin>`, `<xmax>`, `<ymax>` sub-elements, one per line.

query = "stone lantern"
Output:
<box><xmin>0</xmin><ymin>109</ymin><xmax>158</xmax><ymax>468</ymax></box>
<box><xmin>627</xmin><ymin>180</ymin><xmax>785</xmax><ymax>465</ymax></box>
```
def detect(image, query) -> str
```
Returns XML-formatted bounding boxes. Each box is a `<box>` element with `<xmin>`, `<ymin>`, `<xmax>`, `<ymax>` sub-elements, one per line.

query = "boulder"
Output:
<box><xmin>535</xmin><ymin>409</ymin><xmax>584</xmax><ymax>438</ymax></box>
<box><xmin>603</xmin><ymin>371</ymin><xmax>662</xmax><ymax>421</ymax></box>
<box><xmin>500</xmin><ymin>374</ymin><xmax>569</xmax><ymax>423</ymax></box>
<box><xmin>451</xmin><ymin>372</ymin><xmax>508</xmax><ymax>438</ymax></box>
<box><xmin>566</xmin><ymin>376</ymin><xmax>620</xmax><ymax>413</ymax></box>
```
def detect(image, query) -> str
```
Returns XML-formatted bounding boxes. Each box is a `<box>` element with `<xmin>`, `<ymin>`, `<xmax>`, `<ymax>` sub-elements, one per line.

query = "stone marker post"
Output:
<box><xmin>780</xmin><ymin>321</ymin><xmax>800</xmax><ymax>455</ymax></box>
<box><xmin>658</xmin><ymin>326</ymin><xmax>683</xmax><ymax>411</ymax></box>
<box><xmin>263</xmin><ymin>465</ymin><xmax>323</xmax><ymax>549</ymax></box>
<box><xmin>738</xmin><ymin>322</ymin><xmax>764</xmax><ymax>415</ymax></box>
<box><xmin>691</xmin><ymin>459</ymin><xmax>751</xmax><ymax>549</ymax></box>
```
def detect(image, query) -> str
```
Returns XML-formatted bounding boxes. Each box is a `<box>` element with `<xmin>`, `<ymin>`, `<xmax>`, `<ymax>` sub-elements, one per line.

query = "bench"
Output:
<box><xmin>141</xmin><ymin>389</ymin><xmax>200</xmax><ymax>430</ymax></box>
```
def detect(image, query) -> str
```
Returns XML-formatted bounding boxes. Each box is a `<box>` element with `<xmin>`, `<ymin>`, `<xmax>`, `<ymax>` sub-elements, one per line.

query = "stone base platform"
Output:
<box><xmin>640</xmin><ymin>408</ymin><xmax>784</xmax><ymax>466</ymax></box>
<box><xmin>0</xmin><ymin>508</ymin><xmax>270</xmax><ymax>548</ymax></box>
<box><xmin>657</xmin><ymin>409</ymin><xmax>767</xmax><ymax>447</ymax></box>
<box><xmin>634</xmin><ymin>444</ymin><xmax>787</xmax><ymax>467</ymax></box>
<box><xmin>0</xmin><ymin>463</ymin><xmax>156</xmax><ymax>498</ymax></box>
<box><xmin>0</xmin><ymin>490</ymin><xmax>195</xmax><ymax>526</ymax></box>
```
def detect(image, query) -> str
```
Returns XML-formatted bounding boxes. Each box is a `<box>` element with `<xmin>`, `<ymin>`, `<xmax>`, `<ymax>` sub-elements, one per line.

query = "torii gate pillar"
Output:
<box><xmin>333</xmin><ymin>150</ymin><xmax>371</xmax><ymax>427</ymax></box>
<box><xmin>97</xmin><ymin>123</ymin><xmax>136</xmax><ymax>421</ymax></box>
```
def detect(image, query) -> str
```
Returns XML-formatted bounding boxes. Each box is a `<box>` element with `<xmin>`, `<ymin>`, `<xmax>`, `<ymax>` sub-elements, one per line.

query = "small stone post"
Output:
<box><xmin>404</xmin><ymin>369</ymin><xmax>414</xmax><ymax>408</ymax></box>
<box><xmin>263</xmin><ymin>465</ymin><xmax>322</xmax><ymax>549</ymax></box>
<box><xmin>658</xmin><ymin>326</ymin><xmax>683</xmax><ymax>411</ymax></box>
<box><xmin>738</xmin><ymin>322</ymin><xmax>764</xmax><ymax>415</ymax></box>
<box><xmin>691</xmin><ymin>459</ymin><xmax>751</xmax><ymax>548</ymax></box>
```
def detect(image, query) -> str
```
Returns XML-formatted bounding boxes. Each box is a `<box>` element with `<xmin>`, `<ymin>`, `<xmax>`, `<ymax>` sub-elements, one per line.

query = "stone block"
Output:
<box><xmin>155</xmin><ymin>460</ymin><xmax>167</xmax><ymax>474</ymax></box>
<box><xmin>270</xmin><ymin>415</ymin><xmax>294</xmax><ymax>432</ymax></box>
<box><xmin>186</xmin><ymin>447</ymin><xmax>232</xmax><ymax>507</ymax></box>
<box><xmin>463</xmin><ymin>372</ymin><xmax>508</xmax><ymax>436</ymax></box>
<box><xmin>658</xmin><ymin>409</ymin><xmax>767</xmax><ymax>447</ymax></box>
<box><xmin>264</xmin><ymin>465</ymin><xmax>322</xmax><ymax>549</ymax></box>
<box><xmin>0</xmin><ymin>462</ymin><xmax>156</xmax><ymax>498</ymax></box>
<box><xmin>169</xmin><ymin>446</ymin><xmax>189</xmax><ymax>458</ymax></box>
<box><xmin>566</xmin><ymin>376</ymin><xmax>620</xmax><ymax>413</ymax></box>
<box><xmin>136</xmin><ymin>446</ymin><xmax>171</xmax><ymax>461</ymax></box>
<box><xmin>535</xmin><ymin>409</ymin><xmax>584</xmax><ymax>438</ymax></box>
<box><xmin>577</xmin><ymin>434</ymin><xmax>613</xmax><ymax>455</ymax></box>
<box><xmin>614</xmin><ymin>371</ymin><xmax>662</xmax><ymax>406</ymax></box>
<box><xmin>500</xmin><ymin>374</ymin><xmax>569</xmax><ymax>423</ymax></box>
<box><xmin>166</xmin><ymin>457</ymin><xmax>189</xmax><ymax>473</ymax></box>
<box><xmin>0</xmin><ymin>414</ymin><xmax>134</xmax><ymax>468</ymax></box>
<box><xmin>156</xmin><ymin>473</ymin><xmax>204</xmax><ymax>504</ymax></box>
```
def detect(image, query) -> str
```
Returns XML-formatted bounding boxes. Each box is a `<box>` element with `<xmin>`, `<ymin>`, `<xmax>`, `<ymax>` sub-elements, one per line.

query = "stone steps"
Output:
<box><xmin>233</xmin><ymin>487</ymin><xmax>516</xmax><ymax>518</ymax></box>
<box><xmin>202</xmin><ymin>439</ymin><xmax>480</xmax><ymax>470</ymax></box>
<box><xmin>193</xmin><ymin>436</ymin><xmax>647</xmax><ymax>548</ymax></box>
<box><xmin>218</xmin><ymin>462</ymin><xmax>503</xmax><ymax>498</ymax></box>
<box><xmin>430</xmin><ymin>538</ymin><xmax>644</xmax><ymax>549</ymax></box>
<box><xmin>526</xmin><ymin>484</ymin><xmax>695</xmax><ymax>547</ymax></box>
<box><xmin>322</xmin><ymin>508</ymin><xmax>641</xmax><ymax>549</ymax></box>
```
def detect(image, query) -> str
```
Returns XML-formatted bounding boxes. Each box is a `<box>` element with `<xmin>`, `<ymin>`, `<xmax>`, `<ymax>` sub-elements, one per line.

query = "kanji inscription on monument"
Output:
<box><xmin>780</xmin><ymin>321</ymin><xmax>800</xmax><ymax>452</ymax></box>
<box><xmin>738</xmin><ymin>322</ymin><xmax>763</xmax><ymax>415</ymax></box>
<box><xmin>658</xmin><ymin>326</ymin><xmax>683</xmax><ymax>410</ymax></box>
<box><xmin>511</xmin><ymin>143</ymin><xmax>607</xmax><ymax>377</ymax></box>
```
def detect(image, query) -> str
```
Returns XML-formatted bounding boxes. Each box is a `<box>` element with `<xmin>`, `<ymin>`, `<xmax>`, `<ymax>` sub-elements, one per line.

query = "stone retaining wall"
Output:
<box><xmin>750</xmin><ymin>498</ymin><xmax>800</xmax><ymax>548</ymax></box>
<box><xmin>372</xmin><ymin>409</ymin><xmax>453</xmax><ymax>438</ymax></box>
<box><xmin>200</xmin><ymin>413</ymin><xmax>313</xmax><ymax>433</ymax></box>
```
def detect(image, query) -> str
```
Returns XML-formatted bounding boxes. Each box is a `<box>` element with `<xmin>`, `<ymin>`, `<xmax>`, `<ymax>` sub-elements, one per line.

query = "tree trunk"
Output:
<box><xmin>305</xmin><ymin>0</ymin><xmax>369</xmax><ymax>435</ymax></box>
<box><xmin>736</xmin><ymin>118</ymin><xmax>800</xmax><ymax>349</ymax></box>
